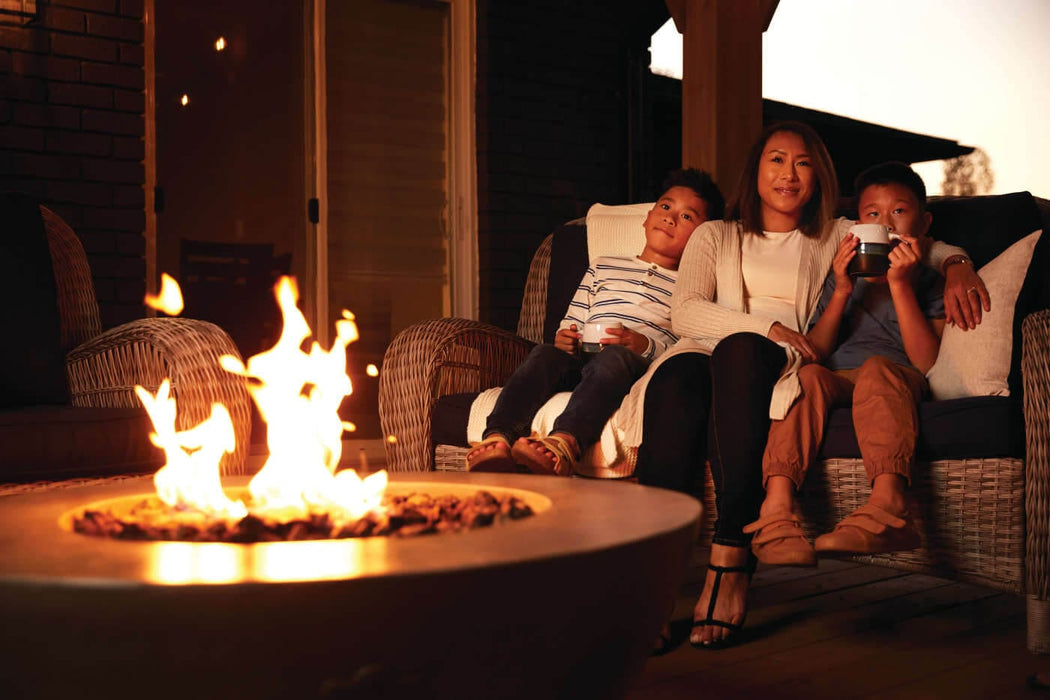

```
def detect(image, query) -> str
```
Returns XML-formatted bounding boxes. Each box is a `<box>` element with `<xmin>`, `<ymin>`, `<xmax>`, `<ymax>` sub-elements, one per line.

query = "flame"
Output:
<box><xmin>135</xmin><ymin>275</ymin><xmax>388</xmax><ymax>527</ymax></box>
<box><xmin>136</xmin><ymin>380</ymin><xmax>246</xmax><ymax>518</ymax></box>
<box><xmin>145</xmin><ymin>273</ymin><xmax>185</xmax><ymax>315</ymax></box>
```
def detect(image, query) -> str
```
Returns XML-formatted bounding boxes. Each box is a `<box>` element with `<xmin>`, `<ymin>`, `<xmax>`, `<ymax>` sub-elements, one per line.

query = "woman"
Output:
<box><xmin>629</xmin><ymin>121</ymin><xmax>990</xmax><ymax>650</ymax></box>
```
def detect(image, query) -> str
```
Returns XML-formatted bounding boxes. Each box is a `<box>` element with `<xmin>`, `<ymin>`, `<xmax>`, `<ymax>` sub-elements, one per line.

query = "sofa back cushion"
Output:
<box><xmin>0</xmin><ymin>193</ymin><xmax>69</xmax><ymax>409</ymax></box>
<box><xmin>927</xmin><ymin>230</ymin><xmax>1042</xmax><ymax>399</ymax></box>
<box><xmin>926</xmin><ymin>192</ymin><xmax>1050</xmax><ymax>398</ymax></box>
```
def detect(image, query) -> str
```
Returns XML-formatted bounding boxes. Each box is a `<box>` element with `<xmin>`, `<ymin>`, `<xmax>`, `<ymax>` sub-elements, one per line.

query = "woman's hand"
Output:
<box><xmin>942</xmin><ymin>262</ymin><xmax>991</xmax><ymax>330</ymax></box>
<box><xmin>601</xmin><ymin>326</ymin><xmax>649</xmax><ymax>356</ymax></box>
<box><xmin>832</xmin><ymin>232</ymin><xmax>857</xmax><ymax>296</ymax></box>
<box><xmin>554</xmin><ymin>326</ymin><xmax>580</xmax><ymax>354</ymax></box>
<box><xmin>767</xmin><ymin>322</ymin><xmax>818</xmax><ymax>363</ymax></box>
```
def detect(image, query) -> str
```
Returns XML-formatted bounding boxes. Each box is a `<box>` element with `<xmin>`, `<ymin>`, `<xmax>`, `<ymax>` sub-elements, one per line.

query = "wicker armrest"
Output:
<box><xmin>379</xmin><ymin>318</ymin><xmax>535</xmax><ymax>472</ymax></box>
<box><xmin>65</xmin><ymin>317</ymin><xmax>253</xmax><ymax>475</ymax></box>
<box><xmin>1024</xmin><ymin>308</ymin><xmax>1050</xmax><ymax>599</ymax></box>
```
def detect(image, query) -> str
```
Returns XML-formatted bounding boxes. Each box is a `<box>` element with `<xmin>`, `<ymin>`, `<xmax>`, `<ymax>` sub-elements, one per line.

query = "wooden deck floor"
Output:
<box><xmin>628</xmin><ymin>548</ymin><xmax>1038</xmax><ymax>699</ymax></box>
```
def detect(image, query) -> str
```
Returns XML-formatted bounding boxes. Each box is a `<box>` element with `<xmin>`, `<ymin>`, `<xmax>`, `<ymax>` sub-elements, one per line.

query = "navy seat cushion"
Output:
<box><xmin>437</xmin><ymin>393</ymin><xmax>1024</xmax><ymax>461</ymax></box>
<box><xmin>542</xmin><ymin>221</ymin><xmax>588</xmax><ymax>344</ymax></box>
<box><xmin>432</xmin><ymin>392</ymin><xmax>476</xmax><ymax>447</ymax></box>
<box><xmin>821</xmin><ymin>396</ymin><xmax>1023</xmax><ymax>461</ymax></box>
<box><xmin>0</xmin><ymin>193</ymin><xmax>68</xmax><ymax>408</ymax></box>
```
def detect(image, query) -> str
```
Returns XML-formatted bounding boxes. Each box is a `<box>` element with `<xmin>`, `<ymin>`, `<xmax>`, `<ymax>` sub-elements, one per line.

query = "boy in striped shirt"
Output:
<box><xmin>468</xmin><ymin>168</ymin><xmax>725</xmax><ymax>476</ymax></box>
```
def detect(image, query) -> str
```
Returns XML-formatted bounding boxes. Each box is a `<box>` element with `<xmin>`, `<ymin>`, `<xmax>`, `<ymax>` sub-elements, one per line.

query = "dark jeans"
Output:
<box><xmin>484</xmin><ymin>343</ymin><xmax>650</xmax><ymax>452</ymax></box>
<box><xmin>635</xmin><ymin>333</ymin><xmax>787</xmax><ymax>547</ymax></box>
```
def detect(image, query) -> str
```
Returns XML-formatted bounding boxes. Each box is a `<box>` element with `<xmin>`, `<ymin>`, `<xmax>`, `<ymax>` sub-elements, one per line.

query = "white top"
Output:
<box><xmin>559</xmin><ymin>255</ymin><xmax>678</xmax><ymax>360</ymax></box>
<box><xmin>741</xmin><ymin>229</ymin><xmax>804</xmax><ymax>330</ymax></box>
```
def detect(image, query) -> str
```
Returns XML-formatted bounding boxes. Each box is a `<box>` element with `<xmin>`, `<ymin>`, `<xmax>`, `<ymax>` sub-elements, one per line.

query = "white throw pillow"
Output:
<box><xmin>585</xmin><ymin>202</ymin><xmax>652</xmax><ymax>262</ymax></box>
<box><xmin>926</xmin><ymin>230</ymin><xmax>1042</xmax><ymax>400</ymax></box>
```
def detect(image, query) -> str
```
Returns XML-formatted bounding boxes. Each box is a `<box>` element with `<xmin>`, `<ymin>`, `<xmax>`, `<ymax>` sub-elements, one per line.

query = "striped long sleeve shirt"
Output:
<box><xmin>559</xmin><ymin>256</ymin><xmax>678</xmax><ymax>360</ymax></box>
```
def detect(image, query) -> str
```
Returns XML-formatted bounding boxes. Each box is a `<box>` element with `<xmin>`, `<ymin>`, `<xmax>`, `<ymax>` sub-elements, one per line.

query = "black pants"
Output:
<box><xmin>635</xmin><ymin>333</ymin><xmax>787</xmax><ymax>547</ymax></box>
<box><xmin>485</xmin><ymin>343</ymin><xmax>649</xmax><ymax>452</ymax></box>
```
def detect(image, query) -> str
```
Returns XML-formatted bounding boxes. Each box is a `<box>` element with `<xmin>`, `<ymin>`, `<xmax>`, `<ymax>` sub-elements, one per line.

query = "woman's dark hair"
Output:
<box><xmin>726</xmin><ymin>121</ymin><xmax>839</xmax><ymax>237</ymax></box>
<box><xmin>661</xmin><ymin>167</ymin><xmax>726</xmax><ymax>221</ymax></box>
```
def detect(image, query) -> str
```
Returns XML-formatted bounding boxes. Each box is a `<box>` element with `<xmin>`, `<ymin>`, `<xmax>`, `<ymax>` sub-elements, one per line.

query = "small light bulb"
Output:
<box><xmin>180</xmin><ymin>94</ymin><xmax>189</xmax><ymax>107</ymax></box>
<box><xmin>366</xmin><ymin>364</ymin><xmax>379</xmax><ymax>377</ymax></box>
<box><xmin>215</xmin><ymin>37</ymin><xmax>226</xmax><ymax>51</ymax></box>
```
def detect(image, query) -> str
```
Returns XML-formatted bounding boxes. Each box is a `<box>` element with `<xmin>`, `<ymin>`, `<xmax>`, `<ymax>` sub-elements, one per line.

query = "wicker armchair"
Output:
<box><xmin>40</xmin><ymin>206</ymin><xmax>252</xmax><ymax>476</ymax></box>
<box><xmin>379</xmin><ymin>196</ymin><xmax>1050</xmax><ymax>651</ymax></box>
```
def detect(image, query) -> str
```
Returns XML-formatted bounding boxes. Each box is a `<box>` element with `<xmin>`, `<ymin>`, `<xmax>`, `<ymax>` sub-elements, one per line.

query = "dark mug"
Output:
<box><xmin>848</xmin><ymin>223</ymin><xmax>900</xmax><ymax>277</ymax></box>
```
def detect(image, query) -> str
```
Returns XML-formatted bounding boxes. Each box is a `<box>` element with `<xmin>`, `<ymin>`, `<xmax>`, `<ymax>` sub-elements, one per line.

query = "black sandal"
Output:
<box><xmin>690</xmin><ymin>556</ymin><xmax>756</xmax><ymax>650</ymax></box>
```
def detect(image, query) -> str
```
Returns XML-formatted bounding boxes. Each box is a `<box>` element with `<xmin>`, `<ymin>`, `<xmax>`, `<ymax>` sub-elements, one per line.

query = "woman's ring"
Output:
<box><xmin>967</xmin><ymin>286</ymin><xmax>979</xmax><ymax>295</ymax></box>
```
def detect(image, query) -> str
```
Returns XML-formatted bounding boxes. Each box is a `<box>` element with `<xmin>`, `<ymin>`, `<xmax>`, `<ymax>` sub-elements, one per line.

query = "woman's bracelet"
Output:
<box><xmin>942</xmin><ymin>254</ymin><xmax>974</xmax><ymax>272</ymax></box>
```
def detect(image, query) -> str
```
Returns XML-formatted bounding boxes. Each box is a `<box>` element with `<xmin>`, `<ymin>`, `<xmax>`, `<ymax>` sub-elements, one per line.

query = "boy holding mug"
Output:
<box><xmin>743</xmin><ymin>161</ymin><xmax>945</xmax><ymax>564</ymax></box>
<box><xmin>466</xmin><ymin>168</ymin><xmax>724</xmax><ymax>476</ymax></box>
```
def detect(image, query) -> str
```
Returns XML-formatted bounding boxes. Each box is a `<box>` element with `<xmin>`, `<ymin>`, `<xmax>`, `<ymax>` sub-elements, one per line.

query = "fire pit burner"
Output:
<box><xmin>0</xmin><ymin>471</ymin><xmax>700</xmax><ymax>700</ymax></box>
<box><xmin>67</xmin><ymin>486</ymin><xmax>536</xmax><ymax>542</ymax></box>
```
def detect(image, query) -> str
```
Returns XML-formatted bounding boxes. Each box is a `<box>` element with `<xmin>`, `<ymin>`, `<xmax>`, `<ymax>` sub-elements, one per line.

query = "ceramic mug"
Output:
<box><xmin>581</xmin><ymin>321</ymin><xmax>622</xmax><ymax>353</ymax></box>
<box><xmin>848</xmin><ymin>223</ymin><xmax>901</xmax><ymax>277</ymax></box>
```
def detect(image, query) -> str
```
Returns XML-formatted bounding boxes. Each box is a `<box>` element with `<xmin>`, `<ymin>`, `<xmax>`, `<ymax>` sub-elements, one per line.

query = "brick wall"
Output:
<box><xmin>476</xmin><ymin>1</ymin><xmax>663</xmax><ymax>331</ymax></box>
<box><xmin>0</xmin><ymin>0</ymin><xmax>146</xmax><ymax>329</ymax></box>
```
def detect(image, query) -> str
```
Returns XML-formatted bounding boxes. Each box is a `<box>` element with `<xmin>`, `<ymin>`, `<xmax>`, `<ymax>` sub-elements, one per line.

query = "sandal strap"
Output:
<box><xmin>531</xmin><ymin>434</ymin><xmax>579</xmax><ymax>476</ymax></box>
<box><xmin>692</xmin><ymin>617</ymin><xmax>742</xmax><ymax>632</ymax></box>
<box><xmin>707</xmin><ymin>563</ymin><xmax>750</xmax><ymax>574</ymax></box>
<box><xmin>469</xmin><ymin>434</ymin><xmax>510</xmax><ymax>451</ymax></box>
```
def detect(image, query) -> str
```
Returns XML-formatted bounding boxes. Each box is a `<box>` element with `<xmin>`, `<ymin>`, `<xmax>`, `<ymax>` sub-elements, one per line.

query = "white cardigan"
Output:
<box><xmin>614</xmin><ymin>217</ymin><xmax>964</xmax><ymax>445</ymax></box>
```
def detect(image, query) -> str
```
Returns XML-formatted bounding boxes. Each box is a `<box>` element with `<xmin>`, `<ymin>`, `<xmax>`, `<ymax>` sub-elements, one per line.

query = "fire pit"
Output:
<box><xmin>0</xmin><ymin>471</ymin><xmax>700</xmax><ymax>700</ymax></box>
<box><xmin>0</xmin><ymin>276</ymin><xmax>701</xmax><ymax>698</ymax></box>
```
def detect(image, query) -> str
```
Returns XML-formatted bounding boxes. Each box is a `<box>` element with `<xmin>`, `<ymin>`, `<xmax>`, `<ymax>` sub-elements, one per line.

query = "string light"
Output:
<box><xmin>215</xmin><ymin>36</ymin><xmax>226</xmax><ymax>51</ymax></box>
<box><xmin>180</xmin><ymin>94</ymin><xmax>189</xmax><ymax>107</ymax></box>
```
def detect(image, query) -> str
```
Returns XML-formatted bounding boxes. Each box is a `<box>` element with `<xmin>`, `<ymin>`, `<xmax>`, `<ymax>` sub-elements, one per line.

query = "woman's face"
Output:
<box><xmin>756</xmin><ymin>130</ymin><xmax>817</xmax><ymax>231</ymax></box>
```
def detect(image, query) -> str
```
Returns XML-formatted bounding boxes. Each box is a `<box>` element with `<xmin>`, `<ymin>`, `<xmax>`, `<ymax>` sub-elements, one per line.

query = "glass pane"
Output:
<box><xmin>155</xmin><ymin>1</ymin><xmax>307</xmax><ymax>361</ymax></box>
<box><xmin>155</xmin><ymin>1</ymin><xmax>307</xmax><ymax>449</ymax></box>
<box><xmin>326</xmin><ymin>0</ymin><xmax>450</xmax><ymax>439</ymax></box>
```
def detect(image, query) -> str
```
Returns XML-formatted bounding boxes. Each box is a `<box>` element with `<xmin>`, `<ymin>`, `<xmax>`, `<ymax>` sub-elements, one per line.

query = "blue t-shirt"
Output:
<box><xmin>808</xmin><ymin>268</ymin><xmax>945</xmax><ymax>371</ymax></box>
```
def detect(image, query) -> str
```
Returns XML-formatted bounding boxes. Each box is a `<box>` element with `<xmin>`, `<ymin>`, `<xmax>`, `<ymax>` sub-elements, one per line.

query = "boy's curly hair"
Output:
<box><xmin>661</xmin><ymin>168</ymin><xmax>726</xmax><ymax>221</ymax></box>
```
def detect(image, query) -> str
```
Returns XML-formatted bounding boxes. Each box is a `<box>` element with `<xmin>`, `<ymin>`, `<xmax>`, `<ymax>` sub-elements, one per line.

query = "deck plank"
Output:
<box><xmin>629</xmin><ymin>551</ymin><xmax>1030</xmax><ymax>699</ymax></box>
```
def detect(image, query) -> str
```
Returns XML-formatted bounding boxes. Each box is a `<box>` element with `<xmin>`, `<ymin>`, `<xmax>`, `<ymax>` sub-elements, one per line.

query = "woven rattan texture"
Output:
<box><xmin>1024</xmin><ymin>309</ymin><xmax>1050</xmax><ymax>598</ymax></box>
<box><xmin>516</xmin><ymin>233</ymin><xmax>552</xmax><ymax>344</ymax></box>
<box><xmin>32</xmin><ymin>206</ymin><xmax>253</xmax><ymax>476</ymax></box>
<box><xmin>379</xmin><ymin>318</ymin><xmax>533</xmax><ymax>472</ymax></box>
<box><xmin>42</xmin><ymin>206</ymin><xmax>102</xmax><ymax>352</ymax></box>
<box><xmin>66</xmin><ymin>317</ymin><xmax>253</xmax><ymax>475</ymax></box>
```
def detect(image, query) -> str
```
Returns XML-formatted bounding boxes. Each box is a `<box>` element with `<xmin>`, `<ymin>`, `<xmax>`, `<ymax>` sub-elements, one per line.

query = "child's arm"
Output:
<box><xmin>888</xmin><ymin>235</ymin><xmax>943</xmax><ymax>373</ymax></box>
<box><xmin>599</xmin><ymin>326</ymin><xmax>657</xmax><ymax>357</ymax></box>
<box><xmin>806</xmin><ymin>233</ymin><xmax>857</xmax><ymax>361</ymax></box>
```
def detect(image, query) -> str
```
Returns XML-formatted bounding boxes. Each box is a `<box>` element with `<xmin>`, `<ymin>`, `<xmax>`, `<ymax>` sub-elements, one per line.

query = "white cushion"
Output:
<box><xmin>585</xmin><ymin>202</ymin><xmax>652</xmax><ymax>262</ymax></box>
<box><xmin>927</xmin><ymin>230</ymin><xmax>1042</xmax><ymax>400</ymax></box>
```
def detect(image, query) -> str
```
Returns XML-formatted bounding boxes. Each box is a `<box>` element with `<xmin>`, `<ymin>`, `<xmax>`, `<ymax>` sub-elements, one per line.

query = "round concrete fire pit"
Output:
<box><xmin>0</xmin><ymin>472</ymin><xmax>700</xmax><ymax>700</ymax></box>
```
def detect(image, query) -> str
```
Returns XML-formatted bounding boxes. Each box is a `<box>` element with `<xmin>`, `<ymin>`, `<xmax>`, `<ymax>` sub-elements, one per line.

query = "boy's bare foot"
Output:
<box><xmin>510</xmin><ymin>433</ymin><xmax>579</xmax><ymax>476</ymax></box>
<box><xmin>464</xmin><ymin>435</ymin><xmax>516</xmax><ymax>472</ymax></box>
<box><xmin>691</xmin><ymin>543</ymin><xmax>751</xmax><ymax>647</ymax></box>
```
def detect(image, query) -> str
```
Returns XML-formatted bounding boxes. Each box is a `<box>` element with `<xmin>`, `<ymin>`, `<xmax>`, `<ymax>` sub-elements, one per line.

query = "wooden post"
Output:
<box><xmin>667</xmin><ymin>0</ymin><xmax>779</xmax><ymax>197</ymax></box>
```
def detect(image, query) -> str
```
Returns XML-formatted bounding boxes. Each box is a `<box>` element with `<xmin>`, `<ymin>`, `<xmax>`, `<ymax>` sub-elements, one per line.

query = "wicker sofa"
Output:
<box><xmin>0</xmin><ymin>203</ymin><xmax>252</xmax><ymax>481</ymax></box>
<box><xmin>379</xmin><ymin>192</ymin><xmax>1050</xmax><ymax>651</ymax></box>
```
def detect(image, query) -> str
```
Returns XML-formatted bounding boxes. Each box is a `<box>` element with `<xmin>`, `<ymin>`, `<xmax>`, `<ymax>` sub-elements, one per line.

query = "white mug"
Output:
<box><xmin>848</xmin><ymin>223</ymin><xmax>901</xmax><ymax>277</ymax></box>
<box><xmin>581</xmin><ymin>321</ymin><xmax>622</xmax><ymax>353</ymax></box>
